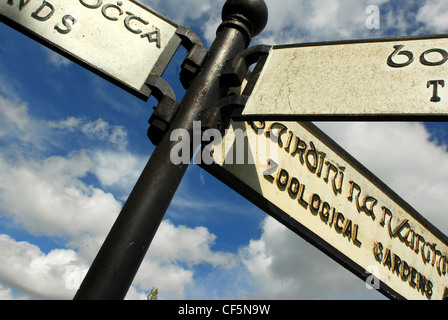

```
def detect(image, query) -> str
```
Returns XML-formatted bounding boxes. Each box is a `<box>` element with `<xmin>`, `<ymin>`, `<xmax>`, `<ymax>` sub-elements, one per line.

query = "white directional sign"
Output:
<box><xmin>0</xmin><ymin>0</ymin><xmax>181</xmax><ymax>100</ymax></box>
<box><xmin>240</xmin><ymin>35</ymin><xmax>448</xmax><ymax>119</ymax></box>
<box><xmin>203</xmin><ymin>120</ymin><xmax>448</xmax><ymax>300</ymax></box>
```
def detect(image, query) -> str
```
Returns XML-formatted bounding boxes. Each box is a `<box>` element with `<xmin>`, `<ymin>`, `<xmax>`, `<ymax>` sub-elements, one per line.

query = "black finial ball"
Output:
<box><xmin>222</xmin><ymin>0</ymin><xmax>268</xmax><ymax>37</ymax></box>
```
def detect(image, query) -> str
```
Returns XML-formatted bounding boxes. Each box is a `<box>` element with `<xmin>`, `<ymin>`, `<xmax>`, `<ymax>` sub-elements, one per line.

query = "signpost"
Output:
<box><xmin>237</xmin><ymin>35</ymin><xmax>448</xmax><ymax>120</ymax></box>
<box><xmin>0</xmin><ymin>0</ymin><xmax>181</xmax><ymax>100</ymax></box>
<box><xmin>203</xmin><ymin>120</ymin><xmax>448</xmax><ymax>300</ymax></box>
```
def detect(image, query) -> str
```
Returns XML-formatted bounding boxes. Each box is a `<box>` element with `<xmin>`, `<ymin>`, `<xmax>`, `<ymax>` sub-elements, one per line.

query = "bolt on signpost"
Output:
<box><xmin>73</xmin><ymin>0</ymin><xmax>269</xmax><ymax>300</ymax></box>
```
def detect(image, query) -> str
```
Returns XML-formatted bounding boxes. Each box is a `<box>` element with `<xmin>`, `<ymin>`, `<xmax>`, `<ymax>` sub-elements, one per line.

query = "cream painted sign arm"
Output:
<box><xmin>237</xmin><ymin>35</ymin><xmax>448</xmax><ymax>120</ymax></box>
<box><xmin>202</xmin><ymin>121</ymin><xmax>448</xmax><ymax>300</ymax></box>
<box><xmin>0</xmin><ymin>0</ymin><xmax>182</xmax><ymax>100</ymax></box>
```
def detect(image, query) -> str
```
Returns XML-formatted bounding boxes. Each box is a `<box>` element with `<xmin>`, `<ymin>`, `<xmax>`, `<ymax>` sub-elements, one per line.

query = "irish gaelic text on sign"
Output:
<box><xmin>240</xmin><ymin>35</ymin><xmax>448</xmax><ymax>119</ymax></box>
<box><xmin>205</xmin><ymin>121</ymin><xmax>448</xmax><ymax>300</ymax></box>
<box><xmin>0</xmin><ymin>0</ymin><xmax>180</xmax><ymax>99</ymax></box>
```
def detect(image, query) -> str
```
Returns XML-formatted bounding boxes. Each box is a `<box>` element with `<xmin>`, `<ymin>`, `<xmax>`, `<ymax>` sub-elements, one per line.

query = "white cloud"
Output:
<box><xmin>80</xmin><ymin>119</ymin><xmax>127</xmax><ymax>147</ymax></box>
<box><xmin>267</xmin><ymin>0</ymin><xmax>392</xmax><ymax>43</ymax></box>
<box><xmin>129</xmin><ymin>219</ymin><xmax>240</xmax><ymax>299</ymax></box>
<box><xmin>205</xmin><ymin>0</ymin><xmax>388</xmax><ymax>46</ymax></box>
<box><xmin>0</xmin><ymin>284</ymin><xmax>15</xmax><ymax>300</ymax></box>
<box><xmin>240</xmin><ymin>216</ymin><xmax>384</xmax><ymax>299</ymax></box>
<box><xmin>149</xmin><ymin>220</ymin><xmax>237</xmax><ymax>269</ymax></box>
<box><xmin>155</xmin><ymin>0</ymin><xmax>438</xmax><ymax>49</ymax></box>
<box><xmin>46</xmin><ymin>117</ymin><xmax>83</xmax><ymax>132</ymax></box>
<box><xmin>0</xmin><ymin>95</ymin><xmax>38</xmax><ymax>147</ymax></box>
<box><xmin>142</xmin><ymin>0</ymin><xmax>221</xmax><ymax>46</ymax></box>
<box><xmin>0</xmin><ymin>151</ymin><xmax>121</xmax><ymax>263</ymax></box>
<box><xmin>417</xmin><ymin>0</ymin><xmax>448</xmax><ymax>33</ymax></box>
<box><xmin>315</xmin><ymin>122</ymin><xmax>448</xmax><ymax>236</ymax></box>
<box><xmin>143</xmin><ymin>0</ymin><xmax>214</xmax><ymax>23</ymax></box>
<box><xmin>3</xmin><ymin>0</ymin><xmax>448</xmax><ymax>301</ymax></box>
<box><xmin>45</xmin><ymin>50</ymin><xmax>72</xmax><ymax>68</ymax></box>
<box><xmin>48</xmin><ymin>117</ymin><xmax>129</xmax><ymax>150</ymax></box>
<box><xmin>202</xmin><ymin>1</ymin><xmax>448</xmax><ymax>298</ymax></box>
<box><xmin>132</xmin><ymin>258</ymin><xmax>194</xmax><ymax>300</ymax></box>
<box><xmin>91</xmin><ymin>150</ymin><xmax>145</xmax><ymax>195</ymax></box>
<box><xmin>0</xmin><ymin>234</ymin><xmax>88</xmax><ymax>299</ymax></box>
<box><xmin>0</xmin><ymin>86</ymin><xmax>241</xmax><ymax>300</ymax></box>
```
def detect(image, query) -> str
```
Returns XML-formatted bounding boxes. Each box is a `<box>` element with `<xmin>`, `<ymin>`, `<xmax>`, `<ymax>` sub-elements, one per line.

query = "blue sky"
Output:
<box><xmin>1</xmin><ymin>0</ymin><xmax>448</xmax><ymax>300</ymax></box>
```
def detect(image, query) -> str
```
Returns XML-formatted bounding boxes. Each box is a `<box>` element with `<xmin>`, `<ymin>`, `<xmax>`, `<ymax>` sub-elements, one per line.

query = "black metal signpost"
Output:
<box><xmin>73</xmin><ymin>0</ymin><xmax>269</xmax><ymax>300</ymax></box>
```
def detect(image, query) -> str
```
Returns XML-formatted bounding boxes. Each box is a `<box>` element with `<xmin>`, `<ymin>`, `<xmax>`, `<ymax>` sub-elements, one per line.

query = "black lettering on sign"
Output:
<box><xmin>373</xmin><ymin>242</ymin><xmax>434</xmax><ymax>299</ymax></box>
<box><xmin>347</xmin><ymin>181</ymin><xmax>377</xmax><ymax>221</ymax></box>
<box><xmin>140</xmin><ymin>28</ymin><xmax>161</xmax><ymax>48</ymax></box>
<box><xmin>256</xmin><ymin>121</ymin><xmax>343</xmax><ymax>197</ymax></box>
<box><xmin>309</xmin><ymin>193</ymin><xmax>321</xmax><ymax>215</ymax></box>
<box><xmin>102</xmin><ymin>2</ymin><xmax>123</xmax><ymax>21</ymax></box>
<box><xmin>334</xmin><ymin>212</ymin><xmax>345</xmax><ymax>233</ymax></box>
<box><xmin>284</xmin><ymin>130</ymin><xmax>294</xmax><ymax>153</ymax></box>
<box><xmin>319</xmin><ymin>201</ymin><xmax>332</xmax><ymax>224</ymax></box>
<box><xmin>288</xmin><ymin>177</ymin><xmax>300</xmax><ymax>198</ymax></box>
<box><xmin>124</xmin><ymin>13</ymin><xmax>149</xmax><ymax>34</ymax></box>
<box><xmin>305</xmin><ymin>141</ymin><xmax>318</xmax><ymax>174</ymax></box>
<box><xmin>269</xmin><ymin>161</ymin><xmax>362</xmax><ymax>248</ymax></box>
<box><xmin>297</xmin><ymin>183</ymin><xmax>308</xmax><ymax>209</ymax></box>
<box><xmin>78</xmin><ymin>0</ymin><xmax>162</xmax><ymax>47</ymax></box>
<box><xmin>427</xmin><ymin>80</ymin><xmax>445</xmax><ymax>103</ymax></box>
<box><xmin>291</xmin><ymin>135</ymin><xmax>307</xmax><ymax>165</ymax></box>
<box><xmin>420</xmin><ymin>49</ymin><xmax>448</xmax><ymax>66</ymax></box>
<box><xmin>79</xmin><ymin>0</ymin><xmax>103</xmax><ymax>9</ymax></box>
<box><xmin>248</xmin><ymin>121</ymin><xmax>265</xmax><ymax>132</ymax></box>
<box><xmin>263</xmin><ymin>158</ymin><xmax>278</xmax><ymax>182</ymax></box>
<box><xmin>54</xmin><ymin>15</ymin><xmax>77</xmax><ymax>34</ymax></box>
<box><xmin>323</xmin><ymin>161</ymin><xmax>345</xmax><ymax>196</ymax></box>
<box><xmin>373</xmin><ymin>241</ymin><xmax>384</xmax><ymax>263</ymax></box>
<box><xmin>387</xmin><ymin>45</ymin><xmax>448</xmax><ymax>68</ymax></box>
<box><xmin>267</xmin><ymin>122</ymin><xmax>288</xmax><ymax>148</ymax></box>
<box><xmin>8</xmin><ymin>0</ymin><xmax>77</xmax><ymax>35</ymax></box>
<box><xmin>379</xmin><ymin>206</ymin><xmax>448</xmax><ymax>278</ymax></box>
<box><xmin>387</xmin><ymin>45</ymin><xmax>414</xmax><ymax>68</ymax></box>
<box><xmin>7</xmin><ymin>0</ymin><xmax>31</xmax><ymax>10</ymax></box>
<box><xmin>277</xmin><ymin>169</ymin><xmax>289</xmax><ymax>190</ymax></box>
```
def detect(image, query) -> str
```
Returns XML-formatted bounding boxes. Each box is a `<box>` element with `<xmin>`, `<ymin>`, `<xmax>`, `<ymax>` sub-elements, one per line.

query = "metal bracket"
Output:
<box><xmin>202</xmin><ymin>95</ymin><xmax>249</xmax><ymax>132</ymax></box>
<box><xmin>221</xmin><ymin>44</ymin><xmax>271</xmax><ymax>92</ymax></box>
<box><xmin>145</xmin><ymin>27</ymin><xmax>208</xmax><ymax>145</ymax></box>
<box><xmin>176</xmin><ymin>26</ymin><xmax>209</xmax><ymax>89</ymax></box>
<box><xmin>145</xmin><ymin>75</ymin><xmax>179</xmax><ymax>145</ymax></box>
<box><xmin>202</xmin><ymin>45</ymin><xmax>271</xmax><ymax>131</ymax></box>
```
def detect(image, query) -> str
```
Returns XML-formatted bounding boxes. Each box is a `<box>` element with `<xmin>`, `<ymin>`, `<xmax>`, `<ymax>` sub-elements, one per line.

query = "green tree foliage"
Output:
<box><xmin>145</xmin><ymin>287</ymin><xmax>159</xmax><ymax>300</ymax></box>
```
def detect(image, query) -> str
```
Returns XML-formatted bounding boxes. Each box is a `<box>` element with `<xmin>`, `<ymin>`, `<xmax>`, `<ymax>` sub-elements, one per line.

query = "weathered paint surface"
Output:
<box><xmin>0</xmin><ymin>0</ymin><xmax>178</xmax><ymax>99</ymax></box>
<box><xmin>242</xmin><ymin>36</ymin><xmax>448</xmax><ymax>118</ymax></box>
<box><xmin>209</xmin><ymin>121</ymin><xmax>448</xmax><ymax>300</ymax></box>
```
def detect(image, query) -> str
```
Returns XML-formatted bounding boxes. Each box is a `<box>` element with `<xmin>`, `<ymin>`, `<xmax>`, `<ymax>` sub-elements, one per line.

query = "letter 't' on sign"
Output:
<box><xmin>0</xmin><ymin>0</ymin><xmax>182</xmax><ymax>100</ymax></box>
